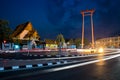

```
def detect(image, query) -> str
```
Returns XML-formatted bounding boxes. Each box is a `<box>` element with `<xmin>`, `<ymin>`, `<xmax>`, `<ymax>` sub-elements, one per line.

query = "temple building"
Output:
<box><xmin>11</xmin><ymin>21</ymin><xmax>40</xmax><ymax>49</ymax></box>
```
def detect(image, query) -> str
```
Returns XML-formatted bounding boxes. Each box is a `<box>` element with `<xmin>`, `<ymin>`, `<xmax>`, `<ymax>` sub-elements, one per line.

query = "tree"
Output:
<box><xmin>56</xmin><ymin>34</ymin><xmax>65</xmax><ymax>47</ymax></box>
<box><xmin>0</xmin><ymin>20</ymin><xmax>12</xmax><ymax>48</ymax></box>
<box><xmin>74</xmin><ymin>38</ymin><xmax>81</xmax><ymax>48</ymax></box>
<box><xmin>84</xmin><ymin>38</ymin><xmax>89</xmax><ymax>46</ymax></box>
<box><xmin>68</xmin><ymin>39</ymin><xmax>74</xmax><ymax>45</ymax></box>
<box><xmin>74</xmin><ymin>38</ymin><xmax>89</xmax><ymax>48</ymax></box>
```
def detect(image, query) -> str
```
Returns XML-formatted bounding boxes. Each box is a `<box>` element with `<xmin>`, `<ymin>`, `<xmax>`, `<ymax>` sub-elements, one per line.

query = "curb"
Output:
<box><xmin>0</xmin><ymin>61</ymin><xmax>68</xmax><ymax>72</ymax></box>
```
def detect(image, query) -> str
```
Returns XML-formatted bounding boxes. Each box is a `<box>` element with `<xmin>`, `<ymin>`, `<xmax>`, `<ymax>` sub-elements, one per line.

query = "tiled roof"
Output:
<box><xmin>11</xmin><ymin>21</ymin><xmax>40</xmax><ymax>40</ymax></box>
<box><xmin>11</xmin><ymin>22</ymin><xmax>30</xmax><ymax>37</ymax></box>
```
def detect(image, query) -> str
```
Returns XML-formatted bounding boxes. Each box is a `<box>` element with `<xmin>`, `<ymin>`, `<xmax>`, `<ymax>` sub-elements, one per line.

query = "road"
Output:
<box><xmin>0</xmin><ymin>48</ymin><xmax>118</xmax><ymax>67</ymax></box>
<box><xmin>10</xmin><ymin>56</ymin><xmax>120</xmax><ymax>80</ymax></box>
<box><xmin>23</xmin><ymin>56</ymin><xmax>120</xmax><ymax>80</ymax></box>
<box><xmin>1</xmin><ymin>49</ymin><xmax>120</xmax><ymax>80</ymax></box>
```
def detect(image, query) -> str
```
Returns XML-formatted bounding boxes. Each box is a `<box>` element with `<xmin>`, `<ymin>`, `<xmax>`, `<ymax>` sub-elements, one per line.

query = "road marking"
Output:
<box><xmin>56</xmin><ymin>62</ymin><xmax>61</xmax><ymax>65</ymax></box>
<box><xmin>26</xmin><ymin>65</ymin><xmax>33</xmax><ymax>68</ymax></box>
<box><xmin>12</xmin><ymin>66</ymin><xmax>19</xmax><ymax>70</ymax></box>
<box><xmin>64</xmin><ymin>61</ymin><xmax>67</xmax><ymax>64</ymax></box>
<box><xmin>47</xmin><ymin>63</ymin><xmax>53</xmax><ymax>66</ymax></box>
<box><xmin>37</xmin><ymin>64</ymin><xmax>43</xmax><ymax>67</ymax></box>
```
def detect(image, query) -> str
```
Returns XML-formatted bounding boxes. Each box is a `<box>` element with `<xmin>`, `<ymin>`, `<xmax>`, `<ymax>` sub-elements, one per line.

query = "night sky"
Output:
<box><xmin>0</xmin><ymin>0</ymin><xmax>120</xmax><ymax>41</ymax></box>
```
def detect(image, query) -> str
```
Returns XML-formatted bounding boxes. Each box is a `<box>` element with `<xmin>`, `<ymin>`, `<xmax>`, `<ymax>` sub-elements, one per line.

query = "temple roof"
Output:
<box><xmin>11</xmin><ymin>21</ymin><xmax>40</xmax><ymax>41</ymax></box>
<box><xmin>12</xmin><ymin>22</ymin><xmax>30</xmax><ymax>37</ymax></box>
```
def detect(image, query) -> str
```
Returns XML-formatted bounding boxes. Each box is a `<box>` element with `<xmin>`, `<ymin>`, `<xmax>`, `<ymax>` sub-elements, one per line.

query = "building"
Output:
<box><xmin>95</xmin><ymin>36</ymin><xmax>120</xmax><ymax>48</ymax></box>
<box><xmin>11</xmin><ymin>21</ymin><xmax>40</xmax><ymax>49</ymax></box>
<box><xmin>44</xmin><ymin>39</ymin><xmax>58</xmax><ymax>50</ymax></box>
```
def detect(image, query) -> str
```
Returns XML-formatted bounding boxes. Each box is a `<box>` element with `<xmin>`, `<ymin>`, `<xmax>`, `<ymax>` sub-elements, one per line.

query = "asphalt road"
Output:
<box><xmin>1</xmin><ymin>53</ymin><xmax>120</xmax><ymax>80</ymax></box>
<box><xmin>19</xmin><ymin>56</ymin><xmax>120</xmax><ymax>80</ymax></box>
<box><xmin>0</xmin><ymin>49</ymin><xmax>120</xmax><ymax>80</ymax></box>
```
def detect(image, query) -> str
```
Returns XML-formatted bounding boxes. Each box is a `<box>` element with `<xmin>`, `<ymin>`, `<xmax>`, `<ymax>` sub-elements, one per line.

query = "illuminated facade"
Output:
<box><xmin>45</xmin><ymin>39</ymin><xmax>58</xmax><ymax>50</ymax></box>
<box><xmin>95</xmin><ymin>36</ymin><xmax>120</xmax><ymax>48</ymax></box>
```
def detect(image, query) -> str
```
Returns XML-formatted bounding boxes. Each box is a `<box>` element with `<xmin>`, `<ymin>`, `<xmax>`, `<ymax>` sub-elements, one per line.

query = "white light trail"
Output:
<box><xmin>47</xmin><ymin>51</ymin><xmax>120</xmax><ymax>72</ymax></box>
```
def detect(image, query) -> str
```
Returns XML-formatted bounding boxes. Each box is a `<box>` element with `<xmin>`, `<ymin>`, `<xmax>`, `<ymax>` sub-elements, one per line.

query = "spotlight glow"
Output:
<box><xmin>14</xmin><ymin>45</ymin><xmax>19</xmax><ymax>49</ymax></box>
<box><xmin>98</xmin><ymin>47</ymin><xmax>104</xmax><ymax>53</ymax></box>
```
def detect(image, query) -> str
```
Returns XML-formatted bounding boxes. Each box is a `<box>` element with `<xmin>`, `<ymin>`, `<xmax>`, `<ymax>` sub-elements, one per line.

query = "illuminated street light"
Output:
<box><xmin>3</xmin><ymin>40</ymin><xmax>6</xmax><ymax>44</ymax></box>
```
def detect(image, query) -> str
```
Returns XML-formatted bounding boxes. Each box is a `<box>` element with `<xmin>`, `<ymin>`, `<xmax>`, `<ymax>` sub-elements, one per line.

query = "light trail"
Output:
<box><xmin>1</xmin><ymin>50</ymin><xmax>120</xmax><ymax>80</ymax></box>
<box><xmin>46</xmin><ymin>50</ymin><xmax>120</xmax><ymax>72</ymax></box>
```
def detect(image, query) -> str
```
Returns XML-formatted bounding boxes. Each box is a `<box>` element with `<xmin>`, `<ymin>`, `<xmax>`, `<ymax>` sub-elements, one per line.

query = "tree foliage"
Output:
<box><xmin>68</xmin><ymin>39</ymin><xmax>74</xmax><ymax>45</ymax></box>
<box><xmin>74</xmin><ymin>38</ymin><xmax>81</xmax><ymax>48</ymax></box>
<box><xmin>56</xmin><ymin>34</ymin><xmax>65</xmax><ymax>46</ymax></box>
<box><xmin>0</xmin><ymin>20</ymin><xmax>12</xmax><ymax>43</ymax></box>
<box><xmin>68</xmin><ymin>38</ymin><xmax>89</xmax><ymax>48</ymax></box>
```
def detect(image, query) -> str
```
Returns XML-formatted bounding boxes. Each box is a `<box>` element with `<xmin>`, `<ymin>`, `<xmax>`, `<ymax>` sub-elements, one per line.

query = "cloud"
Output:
<box><xmin>0</xmin><ymin>0</ymin><xmax>120</xmax><ymax>40</ymax></box>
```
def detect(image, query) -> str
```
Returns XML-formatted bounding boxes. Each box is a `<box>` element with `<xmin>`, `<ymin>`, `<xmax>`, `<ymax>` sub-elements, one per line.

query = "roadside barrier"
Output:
<box><xmin>0</xmin><ymin>61</ymin><xmax>68</xmax><ymax>72</ymax></box>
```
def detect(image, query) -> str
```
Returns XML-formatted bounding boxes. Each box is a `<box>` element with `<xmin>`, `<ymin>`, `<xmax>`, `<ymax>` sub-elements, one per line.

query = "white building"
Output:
<box><xmin>95</xmin><ymin>36</ymin><xmax>120</xmax><ymax>48</ymax></box>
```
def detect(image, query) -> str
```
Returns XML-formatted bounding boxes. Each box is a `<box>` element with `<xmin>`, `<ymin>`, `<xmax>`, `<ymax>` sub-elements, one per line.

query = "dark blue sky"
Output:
<box><xmin>0</xmin><ymin>0</ymin><xmax>120</xmax><ymax>40</ymax></box>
